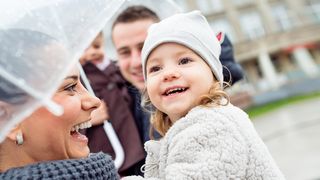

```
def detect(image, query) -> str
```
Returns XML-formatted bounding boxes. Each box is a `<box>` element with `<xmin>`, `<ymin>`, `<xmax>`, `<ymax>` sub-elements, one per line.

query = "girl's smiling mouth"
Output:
<box><xmin>163</xmin><ymin>86</ymin><xmax>189</xmax><ymax>96</ymax></box>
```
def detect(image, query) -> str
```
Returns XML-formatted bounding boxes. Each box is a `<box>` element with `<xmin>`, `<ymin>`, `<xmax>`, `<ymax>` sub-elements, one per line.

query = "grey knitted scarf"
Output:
<box><xmin>0</xmin><ymin>152</ymin><xmax>119</xmax><ymax>180</ymax></box>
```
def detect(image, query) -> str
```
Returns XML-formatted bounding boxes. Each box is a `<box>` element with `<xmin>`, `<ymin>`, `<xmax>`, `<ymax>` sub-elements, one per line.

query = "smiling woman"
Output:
<box><xmin>18</xmin><ymin>67</ymin><xmax>100</xmax><ymax>160</ymax></box>
<box><xmin>0</xmin><ymin>29</ymin><xmax>118</xmax><ymax>179</ymax></box>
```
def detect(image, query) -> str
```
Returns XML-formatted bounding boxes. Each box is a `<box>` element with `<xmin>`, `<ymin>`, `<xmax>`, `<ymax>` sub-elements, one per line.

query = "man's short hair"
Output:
<box><xmin>112</xmin><ymin>5</ymin><xmax>160</xmax><ymax>30</ymax></box>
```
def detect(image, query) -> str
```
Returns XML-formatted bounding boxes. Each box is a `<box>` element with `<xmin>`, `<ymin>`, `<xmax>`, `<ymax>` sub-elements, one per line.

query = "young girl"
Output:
<box><xmin>123</xmin><ymin>11</ymin><xmax>285</xmax><ymax>179</ymax></box>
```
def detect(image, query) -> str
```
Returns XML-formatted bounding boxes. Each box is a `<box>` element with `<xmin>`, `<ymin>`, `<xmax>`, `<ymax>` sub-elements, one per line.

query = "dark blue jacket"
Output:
<box><xmin>219</xmin><ymin>33</ymin><xmax>244</xmax><ymax>85</ymax></box>
<box><xmin>127</xmin><ymin>85</ymin><xmax>161</xmax><ymax>143</ymax></box>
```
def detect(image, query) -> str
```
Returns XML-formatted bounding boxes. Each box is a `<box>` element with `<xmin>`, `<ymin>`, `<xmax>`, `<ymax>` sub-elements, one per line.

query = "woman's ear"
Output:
<box><xmin>6</xmin><ymin>125</ymin><xmax>22</xmax><ymax>143</ymax></box>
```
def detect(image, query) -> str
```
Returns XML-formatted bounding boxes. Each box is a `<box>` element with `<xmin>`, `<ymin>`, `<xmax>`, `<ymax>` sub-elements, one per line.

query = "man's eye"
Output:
<box><xmin>149</xmin><ymin>66</ymin><xmax>161</xmax><ymax>73</ymax></box>
<box><xmin>138</xmin><ymin>43</ymin><xmax>144</xmax><ymax>51</ymax></box>
<box><xmin>64</xmin><ymin>83</ymin><xmax>77</xmax><ymax>93</ymax></box>
<box><xmin>119</xmin><ymin>52</ymin><xmax>130</xmax><ymax>58</ymax></box>
<box><xmin>179</xmin><ymin>57</ymin><xmax>192</xmax><ymax>65</ymax></box>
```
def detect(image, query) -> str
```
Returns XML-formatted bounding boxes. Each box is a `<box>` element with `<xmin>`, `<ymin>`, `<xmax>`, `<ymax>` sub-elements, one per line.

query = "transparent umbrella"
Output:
<box><xmin>0</xmin><ymin>0</ymin><xmax>124</xmax><ymax>142</ymax></box>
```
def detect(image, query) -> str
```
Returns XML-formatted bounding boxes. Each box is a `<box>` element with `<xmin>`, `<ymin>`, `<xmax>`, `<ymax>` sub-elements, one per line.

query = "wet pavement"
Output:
<box><xmin>252</xmin><ymin>97</ymin><xmax>320</xmax><ymax>180</ymax></box>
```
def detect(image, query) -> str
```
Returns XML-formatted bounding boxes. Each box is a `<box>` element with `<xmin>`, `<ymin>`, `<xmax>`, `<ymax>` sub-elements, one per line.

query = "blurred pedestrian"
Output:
<box><xmin>217</xmin><ymin>31</ymin><xmax>244</xmax><ymax>85</ymax></box>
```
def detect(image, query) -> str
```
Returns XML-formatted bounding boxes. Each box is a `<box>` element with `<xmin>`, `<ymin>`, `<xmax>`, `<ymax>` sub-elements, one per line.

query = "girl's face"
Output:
<box><xmin>20</xmin><ymin>66</ymin><xmax>100</xmax><ymax>161</ymax></box>
<box><xmin>146</xmin><ymin>43</ymin><xmax>215</xmax><ymax>122</ymax></box>
<box><xmin>80</xmin><ymin>33</ymin><xmax>105</xmax><ymax>65</ymax></box>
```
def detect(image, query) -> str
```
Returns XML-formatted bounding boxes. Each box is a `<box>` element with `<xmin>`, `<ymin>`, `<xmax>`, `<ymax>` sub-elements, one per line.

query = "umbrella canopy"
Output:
<box><xmin>0</xmin><ymin>0</ymin><xmax>124</xmax><ymax>142</ymax></box>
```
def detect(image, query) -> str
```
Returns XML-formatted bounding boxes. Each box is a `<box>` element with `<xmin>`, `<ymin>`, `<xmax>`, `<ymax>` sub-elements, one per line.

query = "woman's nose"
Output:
<box><xmin>81</xmin><ymin>90</ymin><xmax>101</xmax><ymax>111</ymax></box>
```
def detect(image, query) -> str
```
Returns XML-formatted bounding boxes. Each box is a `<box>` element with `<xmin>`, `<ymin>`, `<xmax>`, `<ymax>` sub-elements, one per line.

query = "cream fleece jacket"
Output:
<box><xmin>123</xmin><ymin>104</ymin><xmax>285</xmax><ymax>180</ymax></box>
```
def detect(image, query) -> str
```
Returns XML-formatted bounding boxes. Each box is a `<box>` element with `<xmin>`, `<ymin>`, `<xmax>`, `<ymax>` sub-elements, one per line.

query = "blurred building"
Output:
<box><xmin>174</xmin><ymin>0</ymin><xmax>320</xmax><ymax>94</ymax></box>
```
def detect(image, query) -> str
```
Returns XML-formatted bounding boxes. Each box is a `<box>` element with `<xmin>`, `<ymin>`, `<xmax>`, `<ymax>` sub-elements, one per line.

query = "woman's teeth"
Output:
<box><xmin>71</xmin><ymin>121</ymin><xmax>92</xmax><ymax>132</ymax></box>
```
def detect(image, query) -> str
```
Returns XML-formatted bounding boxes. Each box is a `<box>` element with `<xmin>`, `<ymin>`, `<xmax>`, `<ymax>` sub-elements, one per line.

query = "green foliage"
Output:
<box><xmin>246</xmin><ymin>92</ymin><xmax>320</xmax><ymax>118</ymax></box>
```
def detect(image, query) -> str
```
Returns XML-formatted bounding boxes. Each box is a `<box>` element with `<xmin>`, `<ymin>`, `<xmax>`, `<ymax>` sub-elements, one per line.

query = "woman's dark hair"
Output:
<box><xmin>0</xmin><ymin>76</ymin><xmax>27</xmax><ymax>104</ymax></box>
<box><xmin>0</xmin><ymin>28</ymin><xmax>60</xmax><ymax>105</ymax></box>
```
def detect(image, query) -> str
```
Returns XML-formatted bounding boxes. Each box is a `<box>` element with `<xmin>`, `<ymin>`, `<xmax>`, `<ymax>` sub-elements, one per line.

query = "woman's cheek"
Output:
<box><xmin>55</xmin><ymin>96</ymin><xmax>82</xmax><ymax>122</ymax></box>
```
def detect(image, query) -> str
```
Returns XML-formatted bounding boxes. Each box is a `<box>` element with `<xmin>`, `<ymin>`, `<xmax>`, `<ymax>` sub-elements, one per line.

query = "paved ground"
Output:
<box><xmin>252</xmin><ymin>97</ymin><xmax>320</xmax><ymax>180</ymax></box>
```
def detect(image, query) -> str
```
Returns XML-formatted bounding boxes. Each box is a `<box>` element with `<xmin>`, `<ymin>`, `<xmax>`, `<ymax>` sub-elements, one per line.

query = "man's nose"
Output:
<box><xmin>131</xmin><ymin>50</ymin><xmax>141</xmax><ymax>68</ymax></box>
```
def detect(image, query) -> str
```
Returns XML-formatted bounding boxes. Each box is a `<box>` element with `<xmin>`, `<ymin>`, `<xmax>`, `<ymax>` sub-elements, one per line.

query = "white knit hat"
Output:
<box><xmin>141</xmin><ymin>10</ymin><xmax>223</xmax><ymax>87</ymax></box>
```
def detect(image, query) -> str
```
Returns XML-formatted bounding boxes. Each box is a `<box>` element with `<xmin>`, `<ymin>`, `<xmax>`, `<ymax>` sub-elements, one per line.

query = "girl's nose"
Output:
<box><xmin>91</xmin><ymin>50</ymin><xmax>98</xmax><ymax>57</ymax></box>
<box><xmin>163</xmin><ymin>68</ymin><xmax>180</xmax><ymax>82</ymax></box>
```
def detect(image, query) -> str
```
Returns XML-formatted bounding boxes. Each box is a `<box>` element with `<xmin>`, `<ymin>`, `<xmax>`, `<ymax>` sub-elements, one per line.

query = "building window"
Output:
<box><xmin>307</xmin><ymin>0</ymin><xmax>320</xmax><ymax>23</ymax></box>
<box><xmin>271</xmin><ymin>4</ymin><xmax>293</xmax><ymax>31</ymax></box>
<box><xmin>173</xmin><ymin>0</ymin><xmax>189</xmax><ymax>12</ymax></box>
<box><xmin>196</xmin><ymin>0</ymin><xmax>224</xmax><ymax>14</ymax></box>
<box><xmin>239</xmin><ymin>11</ymin><xmax>265</xmax><ymax>40</ymax></box>
<box><xmin>196</xmin><ymin>0</ymin><xmax>211</xmax><ymax>14</ymax></box>
<box><xmin>230</xmin><ymin>0</ymin><xmax>252</xmax><ymax>6</ymax></box>
<box><xmin>210</xmin><ymin>18</ymin><xmax>237</xmax><ymax>42</ymax></box>
<box><xmin>209</xmin><ymin>0</ymin><xmax>224</xmax><ymax>12</ymax></box>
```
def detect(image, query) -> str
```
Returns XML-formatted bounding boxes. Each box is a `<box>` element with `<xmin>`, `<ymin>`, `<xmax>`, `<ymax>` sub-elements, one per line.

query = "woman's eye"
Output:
<box><xmin>64</xmin><ymin>83</ymin><xmax>77</xmax><ymax>93</ymax></box>
<box><xmin>149</xmin><ymin>66</ymin><xmax>161</xmax><ymax>73</ymax></box>
<box><xmin>179</xmin><ymin>57</ymin><xmax>192</xmax><ymax>65</ymax></box>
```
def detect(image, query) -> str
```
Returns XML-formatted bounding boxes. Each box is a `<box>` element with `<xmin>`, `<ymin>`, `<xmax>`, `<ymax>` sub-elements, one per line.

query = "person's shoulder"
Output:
<box><xmin>0</xmin><ymin>152</ymin><xmax>118</xmax><ymax>180</ymax></box>
<box><xmin>187</xmin><ymin>103</ymin><xmax>245</xmax><ymax>117</ymax></box>
<box><xmin>105</xmin><ymin>61</ymin><xmax>123</xmax><ymax>76</ymax></box>
<box><xmin>165</xmin><ymin>104</ymin><xmax>249</xmax><ymax>140</ymax></box>
<box><xmin>88</xmin><ymin>152</ymin><xmax>113</xmax><ymax>161</ymax></box>
<box><xmin>166</xmin><ymin>106</ymin><xmax>242</xmax><ymax>147</ymax></box>
<box><xmin>166</xmin><ymin>106</ymin><xmax>226</xmax><ymax>135</ymax></box>
<box><xmin>215</xmin><ymin>103</ymin><xmax>248</xmax><ymax>116</ymax></box>
<box><xmin>185</xmin><ymin>103</ymin><xmax>250</xmax><ymax>127</ymax></box>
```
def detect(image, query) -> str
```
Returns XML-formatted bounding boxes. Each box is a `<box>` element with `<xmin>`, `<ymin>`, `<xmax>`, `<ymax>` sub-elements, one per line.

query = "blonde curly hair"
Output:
<box><xmin>142</xmin><ymin>81</ymin><xmax>230</xmax><ymax>138</ymax></box>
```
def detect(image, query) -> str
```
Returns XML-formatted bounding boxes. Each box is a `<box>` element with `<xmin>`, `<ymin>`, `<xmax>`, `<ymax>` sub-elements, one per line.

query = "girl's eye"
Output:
<box><xmin>64</xmin><ymin>83</ymin><xmax>77</xmax><ymax>93</ymax></box>
<box><xmin>179</xmin><ymin>57</ymin><xmax>192</xmax><ymax>65</ymax></box>
<box><xmin>149</xmin><ymin>66</ymin><xmax>161</xmax><ymax>73</ymax></box>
